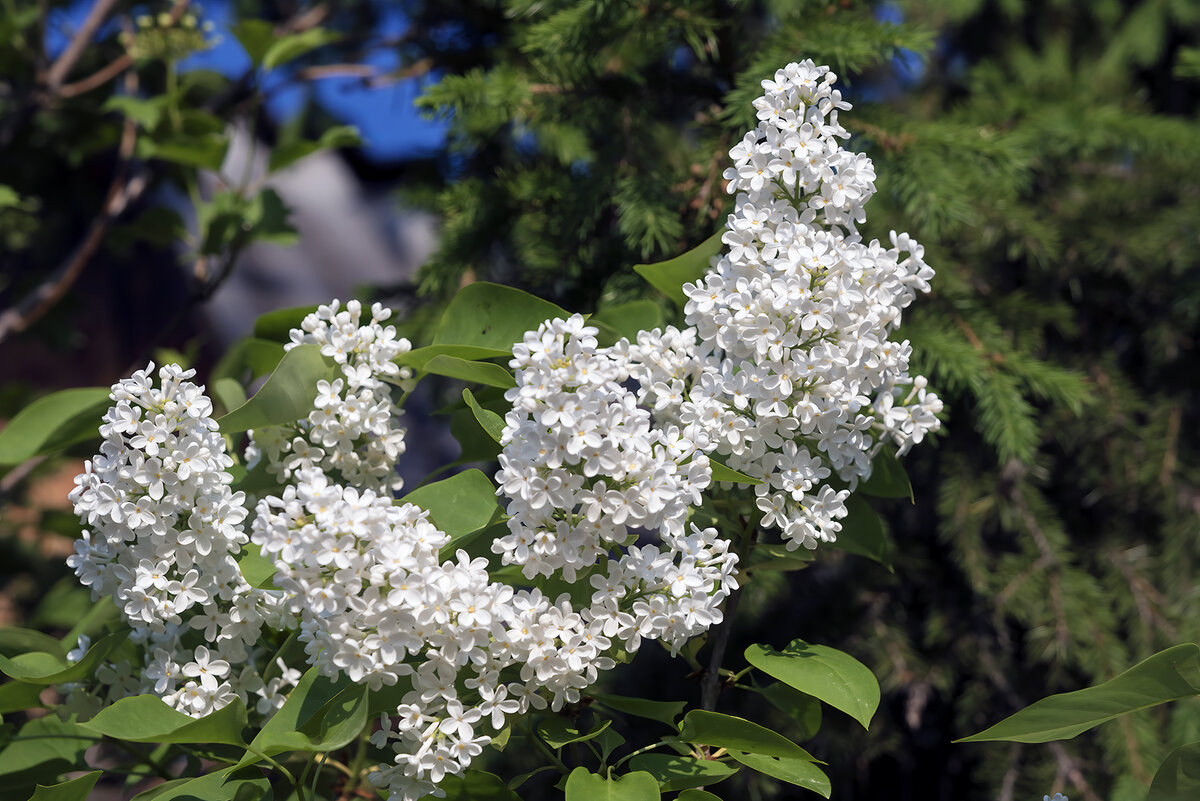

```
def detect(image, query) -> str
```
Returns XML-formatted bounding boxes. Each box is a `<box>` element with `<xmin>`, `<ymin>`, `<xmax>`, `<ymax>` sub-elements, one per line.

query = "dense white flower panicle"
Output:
<box><xmin>58</xmin><ymin>61</ymin><xmax>942</xmax><ymax>801</ymax></box>
<box><xmin>247</xmin><ymin>300</ymin><xmax>411</xmax><ymax>493</ymax></box>
<box><xmin>253</xmin><ymin>468</ymin><xmax>621</xmax><ymax>800</ymax></box>
<box><xmin>494</xmin><ymin>315</ymin><xmax>738</xmax><ymax>655</ymax></box>
<box><xmin>65</xmin><ymin>364</ymin><xmax>295</xmax><ymax>718</ymax></box>
<box><xmin>624</xmin><ymin>60</ymin><xmax>942</xmax><ymax>551</ymax></box>
<box><xmin>494</xmin><ymin>314</ymin><xmax>713</xmax><ymax>581</ymax></box>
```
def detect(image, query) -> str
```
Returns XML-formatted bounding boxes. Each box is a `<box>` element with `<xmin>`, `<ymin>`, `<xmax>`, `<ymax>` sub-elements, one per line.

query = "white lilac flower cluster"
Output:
<box><xmin>619</xmin><ymin>59</ymin><xmax>943</xmax><ymax>551</ymax></box>
<box><xmin>61</xmin><ymin>60</ymin><xmax>940</xmax><ymax>801</ymax></box>
<box><xmin>252</xmin><ymin>467</ymin><xmax>622</xmax><ymax>800</ymax></box>
<box><xmin>493</xmin><ymin>315</ymin><xmax>738</xmax><ymax>650</ymax></box>
<box><xmin>247</xmin><ymin>300</ymin><xmax>412</xmax><ymax>493</ymax></box>
<box><xmin>495</xmin><ymin>314</ymin><xmax>713</xmax><ymax>579</ymax></box>
<box><xmin>65</xmin><ymin>364</ymin><xmax>292</xmax><ymax>717</ymax></box>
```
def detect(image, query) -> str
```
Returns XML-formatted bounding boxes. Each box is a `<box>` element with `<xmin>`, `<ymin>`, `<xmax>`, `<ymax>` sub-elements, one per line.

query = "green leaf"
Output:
<box><xmin>449</xmin><ymin>408</ymin><xmax>503</xmax><ymax>463</ymax></box>
<box><xmin>248</xmin><ymin>189</ymin><xmax>298</xmax><ymax>247</ymax></box>
<box><xmin>0</xmin><ymin>630</ymin><xmax>127</xmax><ymax>685</ymax></box>
<box><xmin>678</xmin><ymin>710</ymin><xmax>815</xmax><ymax>760</ymax></box>
<box><xmin>82</xmin><ymin>695</ymin><xmax>247</xmax><ymax>746</ymax></box>
<box><xmin>537</xmin><ymin>717</ymin><xmax>612</xmax><ymax>748</ymax></box>
<box><xmin>242</xmin><ymin>668</ymin><xmax>364</xmax><ymax>762</ymax></box>
<box><xmin>228</xmin><ymin>461</ymin><xmax>281</xmax><ymax>495</ymax></box>
<box><xmin>633</xmin><ymin>231</ymin><xmax>722</xmax><ymax>309</ymax></box>
<box><xmin>591</xmin><ymin>693</ymin><xmax>686</xmax><ymax>727</ymax></box>
<box><xmin>629</xmin><ymin>754</ymin><xmax>738</xmax><ymax>791</ymax></box>
<box><xmin>1148</xmin><ymin>741</ymin><xmax>1200</xmax><ymax>801</ymax></box>
<box><xmin>253</xmin><ymin>306</ymin><xmax>319</xmax><ymax>343</ymax></box>
<box><xmin>423</xmin><ymin>355</ymin><xmax>516</xmax><ymax>389</ymax></box>
<box><xmin>108</xmin><ymin>206</ymin><xmax>189</xmax><ymax>252</ymax></box>
<box><xmin>744</xmin><ymin>641</ymin><xmax>880</xmax><ymax>730</ymax></box>
<box><xmin>0</xmin><ymin>681</ymin><xmax>44</xmax><ymax>714</ymax></box>
<box><xmin>433</xmin><ymin>283</ymin><xmax>568</xmax><ymax>351</ymax></box>
<box><xmin>232</xmin><ymin>19</ymin><xmax>275</xmax><ymax>66</ymax></box>
<box><xmin>217</xmin><ymin>345</ymin><xmax>338</xmax><ymax>434</ymax></box>
<box><xmin>263</xmin><ymin>28</ymin><xmax>341</xmax><ymax>70</ymax></box>
<box><xmin>366</xmin><ymin>676</ymin><xmax>413</xmax><ymax>719</ymax></box>
<box><xmin>0</xmin><ymin>387</ymin><xmax>110</xmax><ymax>466</ymax></box>
<box><xmin>759</xmin><ymin>682</ymin><xmax>822</xmax><ymax>740</ymax></box>
<box><xmin>236</xmin><ymin>544</ymin><xmax>278</xmax><ymax>590</ymax></box>
<box><xmin>728</xmin><ymin>751</ymin><xmax>831</xmax><ymax>797</ymax></box>
<box><xmin>0</xmin><ymin>716</ymin><xmax>95</xmax><ymax>778</ymax></box>
<box><xmin>0</xmin><ymin>628</ymin><xmax>66</xmax><ymax>660</ymax></box>
<box><xmin>102</xmin><ymin>95</ymin><xmax>166</xmax><ymax>129</ymax></box>
<box><xmin>831</xmin><ymin>495</ymin><xmax>893</xmax><ymax>570</ymax></box>
<box><xmin>396</xmin><ymin>345</ymin><xmax>512</xmax><ymax>370</ymax></box>
<box><xmin>744</xmin><ymin>543</ymin><xmax>815</xmax><ymax>573</ymax></box>
<box><xmin>564</xmin><ymin>768</ymin><xmax>661</xmax><ymax>801</ymax></box>
<box><xmin>594</xmin><ymin>726</ymin><xmax>625</xmax><ymax>762</ymax></box>
<box><xmin>269</xmin><ymin>126</ymin><xmax>362</xmax><ymax>172</ymax></box>
<box><xmin>440</xmin><ymin>770</ymin><xmax>521</xmax><ymax>800</ymax></box>
<box><xmin>958</xmin><ymin>644</ymin><xmax>1200</xmax><ymax>743</ymax></box>
<box><xmin>59</xmin><ymin>599</ymin><xmax>119</xmax><ymax>652</ymax></box>
<box><xmin>211</xmin><ymin>377</ymin><xmax>247</xmax><ymax>417</ymax></box>
<box><xmin>462</xmin><ymin>388</ymin><xmax>506</xmax><ymax>444</ymax></box>
<box><xmin>28</xmin><ymin>770</ymin><xmax>101</xmax><ymax>801</ymax></box>
<box><xmin>859</xmin><ymin>448</ymin><xmax>913</xmax><ymax>500</ymax></box>
<box><xmin>139</xmin><ymin>135</ymin><xmax>227</xmax><ymax>171</ymax></box>
<box><xmin>211</xmin><ymin>338</ymin><xmax>287</xmax><ymax>384</ymax></box>
<box><xmin>591</xmin><ymin>301</ymin><xmax>664</xmax><ymax>345</ymax></box>
<box><xmin>131</xmin><ymin>767</ymin><xmax>270</xmax><ymax>801</ymax></box>
<box><xmin>400</xmin><ymin>468</ymin><xmax>502</xmax><ymax>548</ymax></box>
<box><xmin>676</xmin><ymin>792</ymin><xmax>723</xmax><ymax>801</ymax></box>
<box><xmin>709</xmin><ymin>458</ymin><xmax>764</xmax><ymax>486</ymax></box>
<box><xmin>0</xmin><ymin>185</ymin><xmax>20</xmax><ymax>208</ymax></box>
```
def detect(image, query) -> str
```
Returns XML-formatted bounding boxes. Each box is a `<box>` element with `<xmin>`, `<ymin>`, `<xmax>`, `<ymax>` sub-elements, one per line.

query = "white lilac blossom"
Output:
<box><xmin>493</xmin><ymin>314</ymin><xmax>738</xmax><ymax>653</ymax></box>
<box><xmin>252</xmin><ymin>468</ymin><xmax>619</xmax><ymax>799</ymax></box>
<box><xmin>60</xmin><ymin>60</ymin><xmax>940</xmax><ymax>801</ymax></box>
<box><xmin>621</xmin><ymin>58</ymin><xmax>943</xmax><ymax>551</ymax></box>
<box><xmin>494</xmin><ymin>314</ymin><xmax>713</xmax><ymax>581</ymax></box>
<box><xmin>247</xmin><ymin>300</ymin><xmax>412</xmax><ymax>493</ymax></box>
<box><xmin>66</xmin><ymin>364</ymin><xmax>294</xmax><ymax>718</ymax></box>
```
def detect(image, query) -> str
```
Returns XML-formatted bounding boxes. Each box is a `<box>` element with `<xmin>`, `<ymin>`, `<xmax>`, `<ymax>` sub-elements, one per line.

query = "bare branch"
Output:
<box><xmin>43</xmin><ymin>0</ymin><xmax>119</xmax><ymax>90</ymax></box>
<box><xmin>58</xmin><ymin>53</ymin><xmax>133</xmax><ymax>97</ymax></box>
<box><xmin>57</xmin><ymin>1</ymin><xmax>192</xmax><ymax>98</ymax></box>
<box><xmin>0</xmin><ymin>74</ymin><xmax>144</xmax><ymax>345</ymax></box>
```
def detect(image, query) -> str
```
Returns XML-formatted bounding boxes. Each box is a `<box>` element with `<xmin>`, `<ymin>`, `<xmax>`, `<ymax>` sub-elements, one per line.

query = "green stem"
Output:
<box><xmin>345</xmin><ymin>731</ymin><xmax>370</xmax><ymax>793</ymax></box>
<box><xmin>527</xmin><ymin>718</ymin><xmax>570</xmax><ymax>775</ymax></box>
<box><xmin>309</xmin><ymin>752</ymin><xmax>327</xmax><ymax>800</ymax></box>
<box><xmin>294</xmin><ymin>752</ymin><xmax>317</xmax><ymax>801</ymax></box>
<box><xmin>613</xmin><ymin>738</ymin><xmax>681</xmax><ymax>769</ymax></box>
<box><xmin>109</xmin><ymin>738</ymin><xmax>174</xmax><ymax>780</ymax></box>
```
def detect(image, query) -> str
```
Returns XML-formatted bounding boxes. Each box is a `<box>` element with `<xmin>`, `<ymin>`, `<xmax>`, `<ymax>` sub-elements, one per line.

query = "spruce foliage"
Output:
<box><xmin>398</xmin><ymin>1</ymin><xmax>1200</xmax><ymax>798</ymax></box>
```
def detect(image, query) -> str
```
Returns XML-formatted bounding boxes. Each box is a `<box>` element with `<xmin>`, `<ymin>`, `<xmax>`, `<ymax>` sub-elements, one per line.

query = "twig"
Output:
<box><xmin>1048</xmin><ymin>742</ymin><xmax>1102</xmax><ymax>801</ymax></box>
<box><xmin>1160</xmin><ymin>403</ymin><xmax>1181</xmax><ymax>487</ymax></box>
<box><xmin>0</xmin><ymin>74</ymin><xmax>144</xmax><ymax>345</ymax></box>
<box><xmin>699</xmin><ymin>586</ymin><xmax>742</xmax><ymax>711</ymax></box>
<box><xmin>1109</xmin><ymin>549</ymin><xmax>1178</xmax><ymax>640</ymax></box>
<box><xmin>294</xmin><ymin>63</ymin><xmax>375</xmax><ymax>81</ymax></box>
<box><xmin>59</xmin><ymin>1</ymin><xmax>192</xmax><ymax>97</ymax></box>
<box><xmin>369</xmin><ymin>58</ymin><xmax>434</xmax><ymax>87</ymax></box>
<box><xmin>59</xmin><ymin>53</ymin><xmax>132</xmax><ymax>97</ymax></box>
<box><xmin>998</xmin><ymin>743</ymin><xmax>1021</xmax><ymax>801</ymax></box>
<box><xmin>1007</xmin><ymin>481</ymin><xmax>1070</xmax><ymax>655</ymax></box>
<box><xmin>282</xmin><ymin>2</ymin><xmax>329</xmax><ymax>34</ymax></box>
<box><xmin>43</xmin><ymin>0</ymin><xmax>119</xmax><ymax>89</ymax></box>
<box><xmin>977</xmin><ymin>639</ymin><xmax>1101</xmax><ymax>801</ymax></box>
